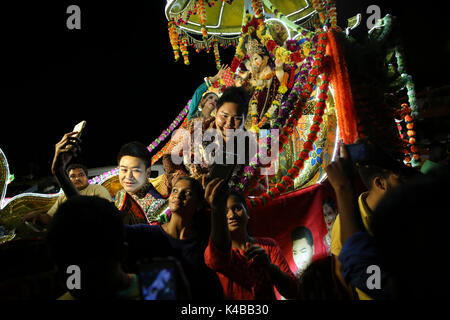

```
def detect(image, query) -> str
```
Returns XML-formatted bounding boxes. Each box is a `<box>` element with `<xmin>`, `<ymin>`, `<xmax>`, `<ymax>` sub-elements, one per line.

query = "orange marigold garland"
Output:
<box><xmin>311</xmin><ymin>0</ymin><xmax>327</xmax><ymax>26</ymax></box>
<box><xmin>251</xmin><ymin>0</ymin><xmax>263</xmax><ymax>18</ymax></box>
<box><xmin>168</xmin><ymin>20</ymin><xmax>180</xmax><ymax>61</ymax></box>
<box><xmin>397</xmin><ymin>103</ymin><xmax>420</xmax><ymax>166</ymax></box>
<box><xmin>197</xmin><ymin>0</ymin><xmax>208</xmax><ymax>41</ymax></box>
<box><xmin>212</xmin><ymin>39</ymin><xmax>221</xmax><ymax>70</ymax></box>
<box><xmin>180</xmin><ymin>36</ymin><xmax>190</xmax><ymax>65</ymax></box>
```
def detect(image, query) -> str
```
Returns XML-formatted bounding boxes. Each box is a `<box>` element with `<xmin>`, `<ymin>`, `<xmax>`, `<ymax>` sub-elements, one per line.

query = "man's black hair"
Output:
<box><xmin>117</xmin><ymin>141</ymin><xmax>152</xmax><ymax>169</ymax></box>
<box><xmin>354</xmin><ymin>140</ymin><xmax>420</xmax><ymax>190</ymax></box>
<box><xmin>291</xmin><ymin>226</ymin><xmax>314</xmax><ymax>247</ymax></box>
<box><xmin>66</xmin><ymin>163</ymin><xmax>88</xmax><ymax>176</ymax></box>
<box><xmin>227</xmin><ymin>190</ymin><xmax>249</xmax><ymax>212</ymax></box>
<box><xmin>216</xmin><ymin>86</ymin><xmax>251</xmax><ymax>117</ymax></box>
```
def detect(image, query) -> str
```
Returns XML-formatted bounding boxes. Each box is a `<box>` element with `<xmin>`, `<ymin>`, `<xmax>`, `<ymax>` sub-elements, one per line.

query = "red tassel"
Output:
<box><xmin>288</xmin><ymin>67</ymin><xmax>295</xmax><ymax>88</ymax></box>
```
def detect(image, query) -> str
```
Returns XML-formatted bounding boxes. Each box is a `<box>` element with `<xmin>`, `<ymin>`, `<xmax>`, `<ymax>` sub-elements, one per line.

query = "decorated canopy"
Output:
<box><xmin>1</xmin><ymin>0</ymin><xmax>421</xmax><ymax>250</ymax></box>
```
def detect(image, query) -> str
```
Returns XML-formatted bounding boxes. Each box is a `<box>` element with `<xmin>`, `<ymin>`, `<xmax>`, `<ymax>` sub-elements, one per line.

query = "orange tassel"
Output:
<box><xmin>327</xmin><ymin>29</ymin><xmax>358</xmax><ymax>144</ymax></box>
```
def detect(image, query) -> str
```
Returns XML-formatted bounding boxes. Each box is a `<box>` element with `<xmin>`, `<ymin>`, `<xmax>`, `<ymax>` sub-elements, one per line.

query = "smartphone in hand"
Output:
<box><xmin>137</xmin><ymin>257</ymin><xmax>190</xmax><ymax>300</ymax></box>
<box><xmin>72</xmin><ymin>120</ymin><xmax>86</xmax><ymax>139</ymax></box>
<box><xmin>346</xmin><ymin>143</ymin><xmax>369</xmax><ymax>163</ymax></box>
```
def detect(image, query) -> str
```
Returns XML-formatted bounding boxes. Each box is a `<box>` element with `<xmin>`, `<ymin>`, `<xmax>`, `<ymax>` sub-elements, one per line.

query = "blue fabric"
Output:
<box><xmin>339</xmin><ymin>231</ymin><xmax>391</xmax><ymax>299</ymax></box>
<box><xmin>188</xmin><ymin>82</ymin><xmax>208</xmax><ymax>120</ymax></box>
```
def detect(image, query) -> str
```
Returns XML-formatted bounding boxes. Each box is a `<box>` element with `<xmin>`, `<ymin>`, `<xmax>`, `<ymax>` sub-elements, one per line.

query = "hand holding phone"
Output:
<box><xmin>137</xmin><ymin>257</ymin><xmax>191</xmax><ymax>300</ymax></box>
<box><xmin>346</xmin><ymin>142</ymin><xmax>369</xmax><ymax>163</ymax></box>
<box><xmin>72</xmin><ymin>120</ymin><xmax>86</xmax><ymax>139</ymax></box>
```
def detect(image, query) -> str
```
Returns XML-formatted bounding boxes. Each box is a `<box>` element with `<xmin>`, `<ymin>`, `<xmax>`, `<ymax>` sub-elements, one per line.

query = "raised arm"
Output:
<box><xmin>326</xmin><ymin>144</ymin><xmax>363</xmax><ymax>245</ymax></box>
<box><xmin>204</xmin><ymin>178</ymin><xmax>230</xmax><ymax>253</ymax></box>
<box><xmin>51</xmin><ymin>132</ymin><xmax>81</xmax><ymax>199</ymax></box>
<box><xmin>188</xmin><ymin>65</ymin><xmax>230</xmax><ymax>120</ymax></box>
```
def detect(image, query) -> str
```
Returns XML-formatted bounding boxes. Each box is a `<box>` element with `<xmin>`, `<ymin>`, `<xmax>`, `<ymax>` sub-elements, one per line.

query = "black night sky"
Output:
<box><xmin>1</xmin><ymin>1</ymin><xmax>449</xmax><ymax>195</ymax></box>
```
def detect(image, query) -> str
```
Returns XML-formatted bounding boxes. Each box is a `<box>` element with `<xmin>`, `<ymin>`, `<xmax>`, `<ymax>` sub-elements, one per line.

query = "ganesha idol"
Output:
<box><xmin>237</xmin><ymin>37</ymin><xmax>286</xmax><ymax>130</ymax></box>
<box><xmin>229</xmin><ymin>20</ymin><xmax>337</xmax><ymax>193</ymax></box>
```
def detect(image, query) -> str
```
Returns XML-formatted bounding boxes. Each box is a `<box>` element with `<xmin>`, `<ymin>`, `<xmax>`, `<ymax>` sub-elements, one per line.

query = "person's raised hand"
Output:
<box><xmin>244</xmin><ymin>243</ymin><xmax>271</xmax><ymax>267</ymax></box>
<box><xmin>211</xmin><ymin>64</ymin><xmax>230</xmax><ymax>83</ymax></box>
<box><xmin>51</xmin><ymin>132</ymin><xmax>81</xmax><ymax>175</ymax></box>
<box><xmin>204</xmin><ymin>178</ymin><xmax>228</xmax><ymax>211</ymax></box>
<box><xmin>325</xmin><ymin>142</ymin><xmax>354</xmax><ymax>191</ymax></box>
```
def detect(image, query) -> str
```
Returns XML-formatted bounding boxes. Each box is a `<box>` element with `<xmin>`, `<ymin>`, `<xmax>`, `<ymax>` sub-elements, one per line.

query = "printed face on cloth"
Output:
<box><xmin>322</xmin><ymin>203</ymin><xmax>337</xmax><ymax>227</ymax></box>
<box><xmin>292</xmin><ymin>235</ymin><xmax>314</xmax><ymax>274</ymax></box>
<box><xmin>119</xmin><ymin>155</ymin><xmax>150</xmax><ymax>195</ymax></box>
<box><xmin>68</xmin><ymin>168</ymin><xmax>89</xmax><ymax>191</ymax></box>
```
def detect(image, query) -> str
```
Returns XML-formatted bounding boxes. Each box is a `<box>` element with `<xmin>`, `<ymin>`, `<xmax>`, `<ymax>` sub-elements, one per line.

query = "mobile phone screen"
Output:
<box><xmin>72</xmin><ymin>120</ymin><xmax>86</xmax><ymax>138</ymax></box>
<box><xmin>347</xmin><ymin>143</ymin><xmax>368</xmax><ymax>163</ymax></box>
<box><xmin>138</xmin><ymin>266</ymin><xmax>177</xmax><ymax>300</ymax></box>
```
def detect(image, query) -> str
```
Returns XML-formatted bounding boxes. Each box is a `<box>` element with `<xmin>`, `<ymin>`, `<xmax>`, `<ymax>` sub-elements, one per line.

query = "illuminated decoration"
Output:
<box><xmin>396</xmin><ymin>103</ymin><xmax>420</xmax><ymax>167</ymax></box>
<box><xmin>0</xmin><ymin>148</ymin><xmax>62</xmax><ymax>240</ymax></box>
<box><xmin>0</xmin><ymin>148</ymin><xmax>10</xmax><ymax>208</ymax></box>
<box><xmin>165</xmin><ymin>0</ymin><xmax>318</xmax><ymax>66</ymax></box>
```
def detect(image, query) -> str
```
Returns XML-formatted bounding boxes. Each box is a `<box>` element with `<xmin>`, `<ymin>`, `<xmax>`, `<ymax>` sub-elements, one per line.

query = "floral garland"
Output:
<box><xmin>251</xmin><ymin>0</ymin><xmax>263</xmax><ymax>18</ymax></box>
<box><xmin>247</xmin><ymin>70</ymin><xmax>330</xmax><ymax>209</ymax></box>
<box><xmin>236</xmin><ymin>32</ymin><xmax>327</xmax><ymax>196</ymax></box>
<box><xmin>396</xmin><ymin>103</ymin><xmax>420</xmax><ymax>167</ymax></box>
<box><xmin>257</xmin><ymin>18</ymin><xmax>305</xmax><ymax>66</ymax></box>
<box><xmin>249</xmin><ymin>86</ymin><xmax>264</xmax><ymax>129</ymax></box>
<box><xmin>180</xmin><ymin>36</ymin><xmax>190</xmax><ymax>65</ymax></box>
<box><xmin>212</xmin><ymin>39</ymin><xmax>221</xmax><ymax>69</ymax></box>
<box><xmin>197</xmin><ymin>0</ymin><xmax>208</xmax><ymax>41</ymax></box>
<box><xmin>168</xmin><ymin>20</ymin><xmax>180</xmax><ymax>61</ymax></box>
<box><xmin>148</xmin><ymin>103</ymin><xmax>190</xmax><ymax>155</ymax></box>
<box><xmin>395</xmin><ymin>45</ymin><xmax>418</xmax><ymax>118</ymax></box>
<box><xmin>311</xmin><ymin>0</ymin><xmax>327</xmax><ymax>26</ymax></box>
<box><xmin>274</xmin><ymin>53</ymin><xmax>315</xmax><ymax>131</ymax></box>
<box><xmin>253</xmin><ymin>76</ymin><xmax>289</xmax><ymax>132</ymax></box>
<box><xmin>325</xmin><ymin>0</ymin><xmax>338</xmax><ymax>28</ymax></box>
<box><xmin>312</xmin><ymin>0</ymin><xmax>337</xmax><ymax>28</ymax></box>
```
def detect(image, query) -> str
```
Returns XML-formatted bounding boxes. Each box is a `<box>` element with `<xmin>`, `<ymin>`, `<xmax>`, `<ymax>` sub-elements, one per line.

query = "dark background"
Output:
<box><xmin>1</xmin><ymin>1</ymin><xmax>449</xmax><ymax>195</ymax></box>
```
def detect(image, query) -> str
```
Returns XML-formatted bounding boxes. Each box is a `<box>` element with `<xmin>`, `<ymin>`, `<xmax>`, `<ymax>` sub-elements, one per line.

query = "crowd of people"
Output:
<box><xmin>16</xmin><ymin>76</ymin><xmax>450</xmax><ymax>300</ymax></box>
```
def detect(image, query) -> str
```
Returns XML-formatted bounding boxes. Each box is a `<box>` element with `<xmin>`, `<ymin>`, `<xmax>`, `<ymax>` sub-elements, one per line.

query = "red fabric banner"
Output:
<box><xmin>248</xmin><ymin>180</ymin><xmax>338</xmax><ymax>286</ymax></box>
